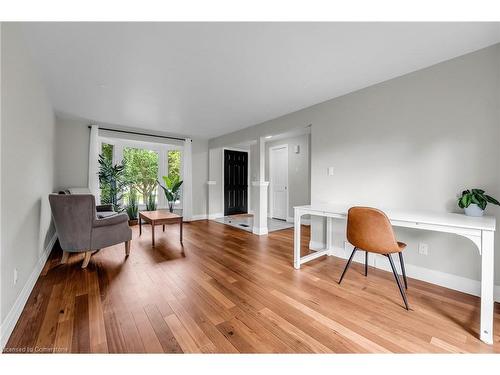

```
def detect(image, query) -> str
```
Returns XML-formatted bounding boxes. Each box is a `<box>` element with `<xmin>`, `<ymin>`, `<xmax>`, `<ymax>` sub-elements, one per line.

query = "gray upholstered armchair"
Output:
<box><xmin>49</xmin><ymin>193</ymin><xmax>132</xmax><ymax>268</ymax></box>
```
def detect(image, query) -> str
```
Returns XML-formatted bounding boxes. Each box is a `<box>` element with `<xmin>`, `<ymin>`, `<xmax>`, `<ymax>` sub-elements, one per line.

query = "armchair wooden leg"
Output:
<box><xmin>81</xmin><ymin>251</ymin><xmax>92</xmax><ymax>269</ymax></box>
<box><xmin>125</xmin><ymin>241</ymin><xmax>131</xmax><ymax>256</ymax></box>
<box><xmin>61</xmin><ymin>251</ymin><xmax>70</xmax><ymax>264</ymax></box>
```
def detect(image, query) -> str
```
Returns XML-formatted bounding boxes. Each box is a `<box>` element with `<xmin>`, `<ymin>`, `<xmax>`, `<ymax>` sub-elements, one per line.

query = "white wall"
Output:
<box><xmin>54</xmin><ymin>114</ymin><xmax>90</xmax><ymax>190</ymax></box>
<box><xmin>209</xmin><ymin>43</ymin><xmax>500</xmax><ymax>292</ymax></box>
<box><xmin>1</xmin><ymin>24</ymin><xmax>57</xmax><ymax>344</ymax></box>
<box><xmin>53</xmin><ymin>115</ymin><xmax>209</xmax><ymax>218</ymax></box>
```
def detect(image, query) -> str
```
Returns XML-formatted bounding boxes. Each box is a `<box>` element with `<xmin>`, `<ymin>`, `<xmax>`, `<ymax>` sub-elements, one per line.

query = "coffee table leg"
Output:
<box><xmin>180</xmin><ymin>219</ymin><xmax>183</xmax><ymax>243</ymax></box>
<box><xmin>163</xmin><ymin>224</ymin><xmax>165</xmax><ymax>232</ymax></box>
<box><xmin>139</xmin><ymin>216</ymin><xmax>142</xmax><ymax>235</ymax></box>
<box><xmin>152</xmin><ymin>222</ymin><xmax>155</xmax><ymax>247</ymax></box>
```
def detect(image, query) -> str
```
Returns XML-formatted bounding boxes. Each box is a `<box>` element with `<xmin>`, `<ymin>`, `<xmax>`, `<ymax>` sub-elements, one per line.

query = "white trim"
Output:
<box><xmin>188</xmin><ymin>214</ymin><xmax>208</xmax><ymax>221</ymax></box>
<box><xmin>221</xmin><ymin>147</ymin><xmax>251</xmax><ymax>215</ymax></box>
<box><xmin>252</xmin><ymin>226</ymin><xmax>269</xmax><ymax>235</ymax></box>
<box><xmin>269</xmin><ymin>144</ymin><xmax>289</xmax><ymax>221</ymax></box>
<box><xmin>207</xmin><ymin>181</ymin><xmax>216</xmax><ymax>185</ymax></box>
<box><xmin>0</xmin><ymin>232</ymin><xmax>57</xmax><ymax>350</ymax></box>
<box><xmin>251</xmin><ymin>181</ymin><xmax>270</xmax><ymax>187</ymax></box>
<box><xmin>208</xmin><ymin>212</ymin><xmax>224</xmax><ymax>220</ymax></box>
<box><xmin>309</xmin><ymin>240</ymin><xmax>500</xmax><ymax>303</ymax></box>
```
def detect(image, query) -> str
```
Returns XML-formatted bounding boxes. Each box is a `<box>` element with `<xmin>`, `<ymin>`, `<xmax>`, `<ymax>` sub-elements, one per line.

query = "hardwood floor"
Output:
<box><xmin>4</xmin><ymin>220</ymin><xmax>500</xmax><ymax>353</ymax></box>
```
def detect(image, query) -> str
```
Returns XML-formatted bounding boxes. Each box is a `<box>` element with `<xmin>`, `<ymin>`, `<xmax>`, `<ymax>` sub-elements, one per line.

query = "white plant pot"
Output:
<box><xmin>464</xmin><ymin>203</ymin><xmax>484</xmax><ymax>217</ymax></box>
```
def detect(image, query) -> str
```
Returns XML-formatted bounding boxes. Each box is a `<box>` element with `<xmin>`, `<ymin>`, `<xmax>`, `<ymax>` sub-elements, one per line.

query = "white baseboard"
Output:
<box><xmin>208</xmin><ymin>212</ymin><xmax>224</xmax><ymax>220</ymax></box>
<box><xmin>189</xmin><ymin>214</ymin><xmax>208</xmax><ymax>221</ymax></box>
<box><xmin>287</xmin><ymin>217</ymin><xmax>310</xmax><ymax>225</ymax></box>
<box><xmin>0</xmin><ymin>232</ymin><xmax>58</xmax><ymax>350</ymax></box>
<box><xmin>308</xmin><ymin>240</ymin><xmax>500</xmax><ymax>302</ymax></box>
<box><xmin>252</xmin><ymin>226</ymin><xmax>269</xmax><ymax>235</ymax></box>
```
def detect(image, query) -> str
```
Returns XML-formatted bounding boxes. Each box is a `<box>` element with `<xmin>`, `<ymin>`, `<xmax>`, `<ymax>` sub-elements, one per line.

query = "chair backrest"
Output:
<box><xmin>48</xmin><ymin>194</ymin><xmax>96</xmax><ymax>251</ymax></box>
<box><xmin>346</xmin><ymin>206</ymin><xmax>400</xmax><ymax>254</ymax></box>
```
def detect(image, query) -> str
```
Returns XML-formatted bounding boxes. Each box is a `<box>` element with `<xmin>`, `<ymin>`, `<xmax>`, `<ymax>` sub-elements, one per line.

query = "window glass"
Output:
<box><xmin>123</xmin><ymin>147</ymin><xmax>159</xmax><ymax>205</ymax></box>
<box><xmin>167</xmin><ymin>150</ymin><xmax>182</xmax><ymax>203</ymax></box>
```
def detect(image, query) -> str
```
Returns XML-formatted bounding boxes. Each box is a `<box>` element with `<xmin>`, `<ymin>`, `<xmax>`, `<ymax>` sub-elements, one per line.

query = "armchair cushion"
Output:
<box><xmin>93</xmin><ymin>212</ymin><xmax>129</xmax><ymax>227</ymax></box>
<box><xmin>96</xmin><ymin>204</ymin><xmax>114</xmax><ymax>212</ymax></box>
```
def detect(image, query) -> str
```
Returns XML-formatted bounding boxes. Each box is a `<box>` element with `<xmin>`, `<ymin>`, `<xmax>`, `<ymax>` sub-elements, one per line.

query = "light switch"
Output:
<box><xmin>294</xmin><ymin>145</ymin><xmax>300</xmax><ymax>154</ymax></box>
<box><xmin>328</xmin><ymin>167</ymin><xmax>334</xmax><ymax>176</ymax></box>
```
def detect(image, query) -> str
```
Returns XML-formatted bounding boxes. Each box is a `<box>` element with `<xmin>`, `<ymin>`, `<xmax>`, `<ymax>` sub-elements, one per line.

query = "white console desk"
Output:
<box><xmin>293</xmin><ymin>204</ymin><xmax>496</xmax><ymax>344</ymax></box>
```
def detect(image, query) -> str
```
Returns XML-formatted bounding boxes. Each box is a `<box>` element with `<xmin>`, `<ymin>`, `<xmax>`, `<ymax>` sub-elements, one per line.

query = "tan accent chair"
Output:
<box><xmin>338</xmin><ymin>206</ymin><xmax>409</xmax><ymax>310</ymax></box>
<box><xmin>49</xmin><ymin>193</ymin><xmax>132</xmax><ymax>268</ymax></box>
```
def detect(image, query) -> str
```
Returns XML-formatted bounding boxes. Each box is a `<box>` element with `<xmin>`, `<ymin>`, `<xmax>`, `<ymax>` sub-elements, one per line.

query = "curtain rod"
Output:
<box><xmin>88</xmin><ymin>126</ymin><xmax>188</xmax><ymax>142</ymax></box>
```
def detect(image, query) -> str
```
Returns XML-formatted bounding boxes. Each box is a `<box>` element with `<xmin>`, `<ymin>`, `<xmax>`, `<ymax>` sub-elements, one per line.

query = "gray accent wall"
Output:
<box><xmin>1</xmin><ymin>24</ymin><xmax>57</xmax><ymax>324</ymax></box>
<box><xmin>209</xmin><ymin>43</ymin><xmax>500</xmax><ymax>285</ymax></box>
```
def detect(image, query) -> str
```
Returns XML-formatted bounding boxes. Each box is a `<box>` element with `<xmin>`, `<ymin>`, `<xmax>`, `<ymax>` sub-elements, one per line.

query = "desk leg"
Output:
<box><xmin>152</xmin><ymin>222</ymin><xmax>155</xmax><ymax>247</ymax></box>
<box><xmin>480</xmin><ymin>230</ymin><xmax>494</xmax><ymax>344</ymax></box>
<box><xmin>139</xmin><ymin>216</ymin><xmax>142</xmax><ymax>235</ymax></box>
<box><xmin>180</xmin><ymin>219</ymin><xmax>183</xmax><ymax>243</ymax></box>
<box><xmin>294</xmin><ymin>211</ymin><xmax>301</xmax><ymax>269</ymax></box>
<box><xmin>326</xmin><ymin>217</ymin><xmax>333</xmax><ymax>255</ymax></box>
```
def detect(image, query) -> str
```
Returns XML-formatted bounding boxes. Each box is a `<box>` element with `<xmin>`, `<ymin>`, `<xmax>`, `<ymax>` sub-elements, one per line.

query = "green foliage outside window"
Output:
<box><xmin>123</xmin><ymin>147</ymin><xmax>159</xmax><ymax>205</ymax></box>
<box><xmin>168</xmin><ymin>150</ymin><xmax>181</xmax><ymax>180</ymax></box>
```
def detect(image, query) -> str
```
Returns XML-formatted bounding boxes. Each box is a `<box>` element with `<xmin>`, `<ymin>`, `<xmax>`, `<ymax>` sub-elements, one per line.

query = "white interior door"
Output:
<box><xmin>270</xmin><ymin>146</ymin><xmax>288</xmax><ymax>220</ymax></box>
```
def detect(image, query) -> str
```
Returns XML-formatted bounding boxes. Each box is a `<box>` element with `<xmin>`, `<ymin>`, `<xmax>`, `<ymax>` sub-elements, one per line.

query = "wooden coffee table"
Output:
<box><xmin>139</xmin><ymin>210</ymin><xmax>183</xmax><ymax>247</ymax></box>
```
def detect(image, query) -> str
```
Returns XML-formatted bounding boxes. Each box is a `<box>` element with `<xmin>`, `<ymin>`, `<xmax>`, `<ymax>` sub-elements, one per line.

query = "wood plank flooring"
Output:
<box><xmin>4</xmin><ymin>220</ymin><xmax>500</xmax><ymax>353</ymax></box>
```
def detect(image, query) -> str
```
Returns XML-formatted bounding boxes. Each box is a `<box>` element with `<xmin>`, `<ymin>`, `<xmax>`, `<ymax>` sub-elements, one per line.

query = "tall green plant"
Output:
<box><xmin>98</xmin><ymin>153</ymin><xmax>126</xmax><ymax>212</ymax></box>
<box><xmin>126</xmin><ymin>188</ymin><xmax>139</xmax><ymax>220</ymax></box>
<box><xmin>157</xmin><ymin>175</ymin><xmax>183</xmax><ymax>212</ymax></box>
<box><xmin>146</xmin><ymin>191</ymin><xmax>157</xmax><ymax>211</ymax></box>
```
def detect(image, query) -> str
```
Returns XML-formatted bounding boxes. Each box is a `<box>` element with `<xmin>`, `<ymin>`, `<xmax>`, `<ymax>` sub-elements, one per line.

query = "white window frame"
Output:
<box><xmin>98</xmin><ymin>137</ymin><xmax>183</xmax><ymax>210</ymax></box>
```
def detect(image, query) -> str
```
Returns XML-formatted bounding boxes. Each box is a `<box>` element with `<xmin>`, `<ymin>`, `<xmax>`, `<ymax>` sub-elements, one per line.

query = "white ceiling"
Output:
<box><xmin>20</xmin><ymin>22</ymin><xmax>500</xmax><ymax>139</ymax></box>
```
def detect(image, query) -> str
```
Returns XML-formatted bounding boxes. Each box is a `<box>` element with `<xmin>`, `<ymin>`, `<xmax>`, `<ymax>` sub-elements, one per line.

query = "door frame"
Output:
<box><xmin>269</xmin><ymin>144</ymin><xmax>289</xmax><ymax>220</ymax></box>
<box><xmin>221</xmin><ymin>147</ymin><xmax>251</xmax><ymax>216</ymax></box>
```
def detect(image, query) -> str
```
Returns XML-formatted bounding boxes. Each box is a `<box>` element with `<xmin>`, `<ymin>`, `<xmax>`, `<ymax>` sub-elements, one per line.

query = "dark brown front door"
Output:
<box><xmin>224</xmin><ymin>149</ymin><xmax>248</xmax><ymax>216</ymax></box>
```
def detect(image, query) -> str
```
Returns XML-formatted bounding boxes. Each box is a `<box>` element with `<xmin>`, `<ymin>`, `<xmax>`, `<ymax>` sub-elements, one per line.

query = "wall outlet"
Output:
<box><xmin>327</xmin><ymin>167</ymin><xmax>334</xmax><ymax>176</ymax></box>
<box><xmin>418</xmin><ymin>242</ymin><xmax>429</xmax><ymax>256</ymax></box>
<box><xmin>14</xmin><ymin>268</ymin><xmax>18</xmax><ymax>285</ymax></box>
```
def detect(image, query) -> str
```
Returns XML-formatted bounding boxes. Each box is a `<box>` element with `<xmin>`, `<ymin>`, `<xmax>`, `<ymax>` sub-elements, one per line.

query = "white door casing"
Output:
<box><xmin>270</xmin><ymin>145</ymin><xmax>288</xmax><ymax>220</ymax></box>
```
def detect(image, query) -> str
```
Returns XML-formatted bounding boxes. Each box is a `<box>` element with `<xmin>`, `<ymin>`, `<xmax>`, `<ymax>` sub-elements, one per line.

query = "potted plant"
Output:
<box><xmin>98</xmin><ymin>153</ymin><xmax>126</xmax><ymax>212</ymax></box>
<box><xmin>457</xmin><ymin>189</ymin><xmax>500</xmax><ymax>217</ymax></box>
<box><xmin>146</xmin><ymin>190</ymin><xmax>157</xmax><ymax>211</ymax></box>
<box><xmin>157</xmin><ymin>176</ymin><xmax>183</xmax><ymax>213</ymax></box>
<box><xmin>126</xmin><ymin>188</ymin><xmax>139</xmax><ymax>225</ymax></box>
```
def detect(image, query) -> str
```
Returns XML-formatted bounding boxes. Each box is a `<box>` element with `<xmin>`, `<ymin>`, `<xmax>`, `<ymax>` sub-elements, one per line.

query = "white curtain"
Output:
<box><xmin>88</xmin><ymin>124</ymin><xmax>100</xmax><ymax>202</ymax></box>
<box><xmin>182</xmin><ymin>138</ymin><xmax>193</xmax><ymax>221</ymax></box>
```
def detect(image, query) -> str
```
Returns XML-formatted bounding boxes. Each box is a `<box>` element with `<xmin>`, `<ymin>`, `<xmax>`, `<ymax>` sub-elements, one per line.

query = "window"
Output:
<box><xmin>123</xmin><ymin>147</ymin><xmax>159</xmax><ymax>205</ymax></box>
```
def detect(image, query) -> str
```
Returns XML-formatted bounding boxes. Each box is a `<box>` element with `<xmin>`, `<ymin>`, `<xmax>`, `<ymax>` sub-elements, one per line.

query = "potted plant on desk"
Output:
<box><xmin>157</xmin><ymin>176</ymin><xmax>183</xmax><ymax>213</ymax></box>
<box><xmin>458</xmin><ymin>189</ymin><xmax>500</xmax><ymax>217</ymax></box>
